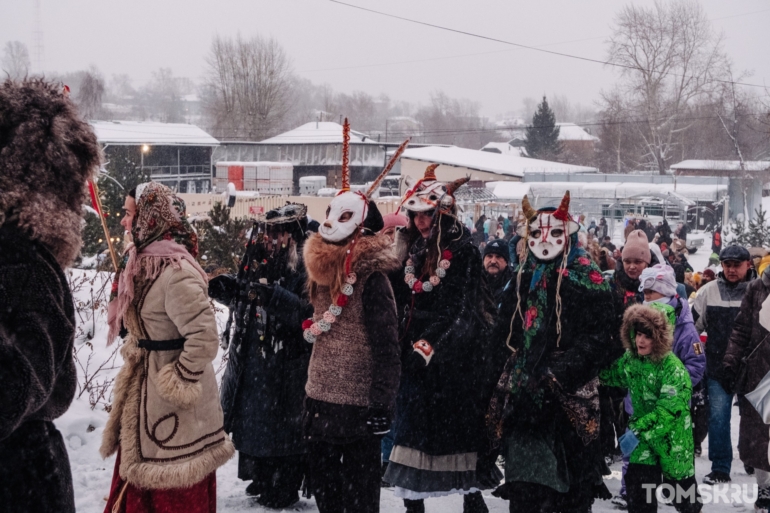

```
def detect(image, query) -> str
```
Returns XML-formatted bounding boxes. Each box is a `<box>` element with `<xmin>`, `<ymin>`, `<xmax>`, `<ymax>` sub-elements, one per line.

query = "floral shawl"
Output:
<box><xmin>107</xmin><ymin>182</ymin><xmax>205</xmax><ymax>344</ymax></box>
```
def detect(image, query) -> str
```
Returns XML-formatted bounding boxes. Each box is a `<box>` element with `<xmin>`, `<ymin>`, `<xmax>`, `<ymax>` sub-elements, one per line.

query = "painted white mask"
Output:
<box><xmin>319</xmin><ymin>191</ymin><xmax>368</xmax><ymax>243</ymax></box>
<box><xmin>516</xmin><ymin>192</ymin><xmax>579</xmax><ymax>262</ymax></box>
<box><xmin>521</xmin><ymin>213</ymin><xmax>579</xmax><ymax>261</ymax></box>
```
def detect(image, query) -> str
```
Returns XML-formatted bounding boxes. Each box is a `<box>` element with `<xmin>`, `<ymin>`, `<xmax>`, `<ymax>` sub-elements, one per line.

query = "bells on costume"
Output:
<box><xmin>303</xmin><ymin>272</ymin><xmax>357</xmax><ymax>343</ymax></box>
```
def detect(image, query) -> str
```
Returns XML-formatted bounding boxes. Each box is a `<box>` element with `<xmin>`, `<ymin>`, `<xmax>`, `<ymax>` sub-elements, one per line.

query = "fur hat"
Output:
<box><xmin>0</xmin><ymin>78</ymin><xmax>101</xmax><ymax>267</ymax></box>
<box><xmin>621</xmin><ymin>304</ymin><xmax>673</xmax><ymax>363</ymax></box>
<box><xmin>622</xmin><ymin>230</ymin><xmax>651</xmax><ymax>264</ymax></box>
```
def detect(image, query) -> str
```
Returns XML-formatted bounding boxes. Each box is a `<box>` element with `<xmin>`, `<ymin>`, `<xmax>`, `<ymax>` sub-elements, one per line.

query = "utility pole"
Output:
<box><xmin>32</xmin><ymin>0</ymin><xmax>44</xmax><ymax>74</ymax></box>
<box><xmin>385</xmin><ymin>119</ymin><xmax>388</xmax><ymax>143</ymax></box>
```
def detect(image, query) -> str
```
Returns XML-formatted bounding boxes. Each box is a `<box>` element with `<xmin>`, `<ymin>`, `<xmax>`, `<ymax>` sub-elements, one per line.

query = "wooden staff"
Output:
<box><xmin>88</xmin><ymin>179</ymin><xmax>119</xmax><ymax>271</ymax></box>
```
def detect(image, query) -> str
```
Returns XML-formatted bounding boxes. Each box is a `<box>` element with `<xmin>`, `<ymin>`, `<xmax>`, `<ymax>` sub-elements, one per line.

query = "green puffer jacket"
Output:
<box><xmin>599</xmin><ymin>303</ymin><xmax>694</xmax><ymax>481</ymax></box>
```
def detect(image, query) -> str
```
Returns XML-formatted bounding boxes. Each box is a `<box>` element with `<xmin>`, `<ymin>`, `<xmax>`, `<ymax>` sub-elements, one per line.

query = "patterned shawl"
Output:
<box><xmin>107</xmin><ymin>182</ymin><xmax>206</xmax><ymax>344</ymax></box>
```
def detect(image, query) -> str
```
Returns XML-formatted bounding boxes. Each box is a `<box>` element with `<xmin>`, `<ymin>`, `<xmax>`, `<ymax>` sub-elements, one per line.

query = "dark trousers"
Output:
<box><xmin>692</xmin><ymin>403</ymin><xmax>709</xmax><ymax>448</ymax></box>
<box><xmin>625</xmin><ymin>463</ymin><xmax>701</xmax><ymax>513</ymax></box>
<box><xmin>238</xmin><ymin>453</ymin><xmax>305</xmax><ymax>502</ymax></box>
<box><xmin>308</xmin><ymin>436</ymin><xmax>382</xmax><ymax>513</ymax></box>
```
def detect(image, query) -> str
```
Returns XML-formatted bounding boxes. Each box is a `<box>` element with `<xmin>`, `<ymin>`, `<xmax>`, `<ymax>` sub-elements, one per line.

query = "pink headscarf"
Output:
<box><xmin>106</xmin><ymin>182</ymin><xmax>207</xmax><ymax>345</ymax></box>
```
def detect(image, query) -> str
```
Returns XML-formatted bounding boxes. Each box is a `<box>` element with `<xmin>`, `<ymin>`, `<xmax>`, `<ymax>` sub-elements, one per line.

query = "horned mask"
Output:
<box><xmin>319</xmin><ymin>119</ymin><xmax>409</xmax><ymax>243</ymax></box>
<box><xmin>517</xmin><ymin>191</ymin><xmax>579</xmax><ymax>261</ymax></box>
<box><xmin>400</xmin><ymin>164</ymin><xmax>469</xmax><ymax>214</ymax></box>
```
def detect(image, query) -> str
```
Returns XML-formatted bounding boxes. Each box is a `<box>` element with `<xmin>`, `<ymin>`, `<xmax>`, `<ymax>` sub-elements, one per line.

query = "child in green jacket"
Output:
<box><xmin>600</xmin><ymin>303</ymin><xmax>701</xmax><ymax>513</ymax></box>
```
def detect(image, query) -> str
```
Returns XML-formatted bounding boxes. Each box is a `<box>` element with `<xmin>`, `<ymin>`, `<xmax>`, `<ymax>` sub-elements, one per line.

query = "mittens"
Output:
<box><xmin>619</xmin><ymin>429</ymin><xmax>640</xmax><ymax>457</ymax></box>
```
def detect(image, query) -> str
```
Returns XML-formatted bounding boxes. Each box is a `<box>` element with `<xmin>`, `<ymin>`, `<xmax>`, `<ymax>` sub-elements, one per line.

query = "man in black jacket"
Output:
<box><xmin>483</xmin><ymin>239</ymin><xmax>513</xmax><ymax>304</ymax></box>
<box><xmin>0</xmin><ymin>78</ymin><xmax>101</xmax><ymax>513</ymax></box>
<box><xmin>692</xmin><ymin>245</ymin><xmax>754</xmax><ymax>485</ymax></box>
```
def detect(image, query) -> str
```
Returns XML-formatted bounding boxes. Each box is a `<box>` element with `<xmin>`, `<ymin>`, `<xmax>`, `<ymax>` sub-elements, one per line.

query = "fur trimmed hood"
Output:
<box><xmin>304</xmin><ymin>232</ymin><xmax>400</xmax><ymax>297</ymax></box>
<box><xmin>621</xmin><ymin>304</ymin><xmax>673</xmax><ymax>363</ymax></box>
<box><xmin>0</xmin><ymin>79</ymin><xmax>101</xmax><ymax>267</ymax></box>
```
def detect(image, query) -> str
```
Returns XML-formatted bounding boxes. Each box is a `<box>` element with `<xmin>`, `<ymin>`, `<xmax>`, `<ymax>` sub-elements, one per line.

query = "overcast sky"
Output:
<box><xmin>2</xmin><ymin>0</ymin><xmax>768</xmax><ymax>118</ymax></box>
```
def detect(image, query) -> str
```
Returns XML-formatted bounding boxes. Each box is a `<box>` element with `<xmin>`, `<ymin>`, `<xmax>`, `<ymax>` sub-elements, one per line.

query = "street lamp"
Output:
<box><xmin>141</xmin><ymin>145</ymin><xmax>150</xmax><ymax>177</ymax></box>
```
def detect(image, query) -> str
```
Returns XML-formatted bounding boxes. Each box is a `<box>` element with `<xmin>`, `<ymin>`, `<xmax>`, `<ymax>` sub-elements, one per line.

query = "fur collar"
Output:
<box><xmin>620</xmin><ymin>304</ymin><xmax>672</xmax><ymax>363</ymax></box>
<box><xmin>304</xmin><ymin>233</ymin><xmax>400</xmax><ymax>295</ymax></box>
<box><xmin>2</xmin><ymin>198</ymin><xmax>84</xmax><ymax>268</ymax></box>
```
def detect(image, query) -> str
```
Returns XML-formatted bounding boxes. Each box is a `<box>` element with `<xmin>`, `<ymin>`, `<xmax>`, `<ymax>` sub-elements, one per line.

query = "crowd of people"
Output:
<box><xmin>2</xmin><ymin>78</ymin><xmax>770</xmax><ymax>513</ymax></box>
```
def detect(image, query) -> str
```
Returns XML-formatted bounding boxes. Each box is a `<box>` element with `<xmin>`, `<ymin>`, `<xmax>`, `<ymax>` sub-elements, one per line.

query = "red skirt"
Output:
<box><xmin>104</xmin><ymin>449</ymin><xmax>216</xmax><ymax>513</ymax></box>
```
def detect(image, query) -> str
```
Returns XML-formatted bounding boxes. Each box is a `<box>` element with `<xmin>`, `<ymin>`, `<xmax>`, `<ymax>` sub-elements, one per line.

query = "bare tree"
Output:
<box><xmin>203</xmin><ymin>34</ymin><xmax>294</xmax><ymax>141</ymax></box>
<box><xmin>144</xmin><ymin>67</ymin><xmax>183</xmax><ymax>123</ymax></box>
<box><xmin>1</xmin><ymin>41</ymin><xmax>30</xmax><ymax>80</ymax></box>
<box><xmin>606</xmin><ymin>0</ymin><xmax>730</xmax><ymax>174</ymax></box>
<box><xmin>75</xmin><ymin>67</ymin><xmax>104</xmax><ymax>119</ymax></box>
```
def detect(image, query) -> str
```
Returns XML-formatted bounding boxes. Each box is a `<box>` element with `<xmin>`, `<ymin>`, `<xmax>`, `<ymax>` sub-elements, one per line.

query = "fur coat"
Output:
<box><xmin>390</xmin><ymin>226</ymin><xmax>496</xmax><ymax>458</ymax></box>
<box><xmin>100</xmin><ymin>259</ymin><xmax>234</xmax><ymax>489</ymax></box>
<box><xmin>302</xmin><ymin>233</ymin><xmax>401</xmax><ymax>442</ymax></box>
<box><xmin>0</xmin><ymin>225</ymin><xmax>78</xmax><ymax>512</ymax></box>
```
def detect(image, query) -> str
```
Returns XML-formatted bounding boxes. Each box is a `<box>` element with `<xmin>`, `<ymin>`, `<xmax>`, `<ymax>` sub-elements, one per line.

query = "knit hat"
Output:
<box><xmin>381</xmin><ymin>212</ymin><xmax>408</xmax><ymax>232</ymax></box>
<box><xmin>484</xmin><ymin>239</ymin><xmax>509</xmax><ymax>263</ymax></box>
<box><xmin>622</xmin><ymin>230</ymin><xmax>651</xmax><ymax>263</ymax></box>
<box><xmin>638</xmin><ymin>264</ymin><xmax>678</xmax><ymax>297</ymax></box>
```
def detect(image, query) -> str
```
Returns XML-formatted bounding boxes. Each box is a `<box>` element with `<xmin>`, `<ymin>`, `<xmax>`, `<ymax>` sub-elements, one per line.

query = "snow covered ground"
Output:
<box><xmin>57</xmin><ymin>253</ymin><xmax>758</xmax><ymax>512</ymax></box>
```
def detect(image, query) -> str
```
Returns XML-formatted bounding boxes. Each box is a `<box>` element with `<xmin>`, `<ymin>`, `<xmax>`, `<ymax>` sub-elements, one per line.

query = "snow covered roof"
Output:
<box><xmin>555</xmin><ymin>122</ymin><xmax>600</xmax><ymax>142</ymax></box>
<box><xmin>671</xmin><ymin>160</ymin><xmax>770</xmax><ymax>173</ymax></box>
<box><xmin>91</xmin><ymin>120</ymin><xmax>219</xmax><ymax>146</ymax></box>
<box><xmin>507</xmin><ymin>122</ymin><xmax>599</xmax><ymax>143</ymax></box>
<box><xmin>487</xmin><ymin>181</ymin><xmax>532</xmax><ymax>200</ymax></box>
<box><xmin>490</xmin><ymin>181</ymin><xmax>727</xmax><ymax>203</ymax></box>
<box><xmin>400</xmin><ymin>146</ymin><xmax>597</xmax><ymax>177</ymax></box>
<box><xmin>259</xmin><ymin>122</ymin><xmax>377</xmax><ymax>145</ymax></box>
<box><xmin>480</xmin><ymin>142</ymin><xmax>527</xmax><ymax>157</ymax></box>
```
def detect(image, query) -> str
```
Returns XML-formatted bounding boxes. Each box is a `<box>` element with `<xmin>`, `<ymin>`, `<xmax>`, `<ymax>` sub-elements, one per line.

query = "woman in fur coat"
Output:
<box><xmin>102</xmin><ymin>182</ymin><xmax>234</xmax><ymax>513</ymax></box>
<box><xmin>385</xmin><ymin>166</ymin><xmax>499</xmax><ymax>513</ymax></box>
<box><xmin>210</xmin><ymin>204</ymin><xmax>313</xmax><ymax>509</ymax></box>
<box><xmin>302</xmin><ymin>184</ymin><xmax>402</xmax><ymax>513</ymax></box>
<box><xmin>0</xmin><ymin>78</ymin><xmax>101</xmax><ymax>513</ymax></box>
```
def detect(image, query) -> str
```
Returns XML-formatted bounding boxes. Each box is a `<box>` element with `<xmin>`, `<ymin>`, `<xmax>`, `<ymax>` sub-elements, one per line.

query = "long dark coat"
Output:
<box><xmin>724</xmin><ymin>269</ymin><xmax>770</xmax><ymax>472</ymax></box>
<box><xmin>491</xmin><ymin>252</ymin><xmax>620</xmax><ymax>505</ymax></box>
<box><xmin>391</xmin><ymin>226</ymin><xmax>496</xmax><ymax>457</ymax></box>
<box><xmin>0</xmin><ymin>225</ymin><xmax>77</xmax><ymax>513</ymax></box>
<box><xmin>220</xmin><ymin>265</ymin><xmax>313</xmax><ymax>458</ymax></box>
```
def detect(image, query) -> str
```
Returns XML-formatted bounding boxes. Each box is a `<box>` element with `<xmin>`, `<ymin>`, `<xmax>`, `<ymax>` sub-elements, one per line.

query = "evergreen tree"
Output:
<box><xmin>197</xmin><ymin>203</ymin><xmax>250</xmax><ymax>272</ymax></box>
<box><xmin>81</xmin><ymin>146</ymin><xmax>150</xmax><ymax>259</ymax></box>
<box><xmin>728</xmin><ymin>207</ymin><xmax>770</xmax><ymax>248</ymax></box>
<box><xmin>525</xmin><ymin>96</ymin><xmax>561</xmax><ymax>160</ymax></box>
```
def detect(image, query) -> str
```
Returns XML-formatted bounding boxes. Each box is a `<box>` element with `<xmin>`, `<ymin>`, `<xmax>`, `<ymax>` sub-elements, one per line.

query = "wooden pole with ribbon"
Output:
<box><xmin>87</xmin><ymin>179</ymin><xmax>119</xmax><ymax>271</ymax></box>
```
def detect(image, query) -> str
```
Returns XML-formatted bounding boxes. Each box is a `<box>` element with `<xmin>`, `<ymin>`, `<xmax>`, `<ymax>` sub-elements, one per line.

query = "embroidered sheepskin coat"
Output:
<box><xmin>100</xmin><ymin>259</ymin><xmax>234</xmax><ymax>490</ymax></box>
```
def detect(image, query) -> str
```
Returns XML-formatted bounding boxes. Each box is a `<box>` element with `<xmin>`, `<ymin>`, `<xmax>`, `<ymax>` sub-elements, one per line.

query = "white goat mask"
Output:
<box><xmin>319</xmin><ymin>191</ymin><xmax>368</xmax><ymax>243</ymax></box>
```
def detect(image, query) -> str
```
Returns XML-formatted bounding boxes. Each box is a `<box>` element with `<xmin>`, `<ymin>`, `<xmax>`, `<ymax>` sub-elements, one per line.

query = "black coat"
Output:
<box><xmin>219</xmin><ymin>264</ymin><xmax>313</xmax><ymax>458</ymax></box>
<box><xmin>392</xmin><ymin>227</ymin><xmax>496</xmax><ymax>456</ymax></box>
<box><xmin>723</xmin><ymin>271</ymin><xmax>770</xmax><ymax>472</ymax></box>
<box><xmin>0</xmin><ymin>225</ymin><xmax>77</xmax><ymax>513</ymax></box>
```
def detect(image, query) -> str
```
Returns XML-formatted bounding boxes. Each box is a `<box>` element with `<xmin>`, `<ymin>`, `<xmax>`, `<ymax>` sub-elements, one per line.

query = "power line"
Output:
<box><xmin>327</xmin><ymin>0</ymin><xmax>770</xmax><ymax>90</ymax></box>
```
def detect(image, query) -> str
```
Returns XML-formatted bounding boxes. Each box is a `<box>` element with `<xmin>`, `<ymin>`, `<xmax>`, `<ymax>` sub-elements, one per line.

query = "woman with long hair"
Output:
<box><xmin>102</xmin><ymin>182</ymin><xmax>233</xmax><ymax>513</ymax></box>
<box><xmin>386</xmin><ymin>166</ymin><xmax>499</xmax><ymax>513</ymax></box>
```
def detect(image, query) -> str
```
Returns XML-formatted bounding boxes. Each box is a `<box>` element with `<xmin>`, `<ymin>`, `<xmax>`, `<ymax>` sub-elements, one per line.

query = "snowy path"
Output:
<box><xmin>60</xmin><ymin>249</ymin><xmax>758</xmax><ymax>512</ymax></box>
<box><xmin>60</xmin><ymin>400</ymin><xmax>755</xmax><ymax>512</ymax></box>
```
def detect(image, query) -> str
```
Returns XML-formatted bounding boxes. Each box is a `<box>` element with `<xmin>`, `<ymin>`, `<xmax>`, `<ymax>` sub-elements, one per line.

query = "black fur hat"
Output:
<box><xmin>0</xmin><ymin>78</ymin><xmax>101</xmax><ymax>266</ymax></box>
